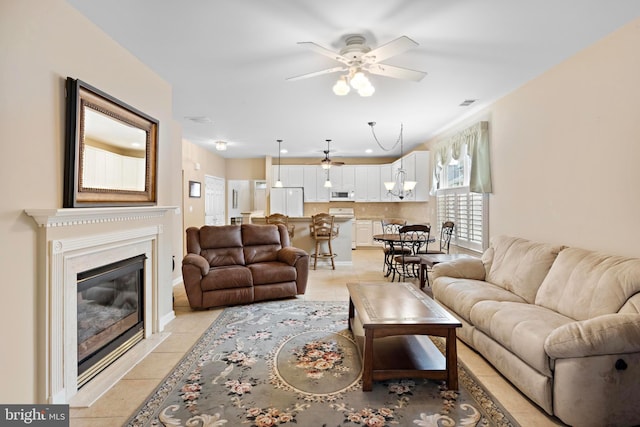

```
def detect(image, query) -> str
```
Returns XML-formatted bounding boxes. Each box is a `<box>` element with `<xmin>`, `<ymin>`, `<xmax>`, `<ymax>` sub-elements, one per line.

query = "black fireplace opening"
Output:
<box><xmin>77</xmin><ymin>254</ymin><xmax>146</xmax><ymax>388</ymax></box>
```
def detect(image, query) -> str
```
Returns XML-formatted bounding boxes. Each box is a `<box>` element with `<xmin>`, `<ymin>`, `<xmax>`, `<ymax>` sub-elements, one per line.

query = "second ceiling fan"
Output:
<box><xmin>319</xmin><ymin>139</ymin><xmax>344</xmax><ymax>169</ymax></box>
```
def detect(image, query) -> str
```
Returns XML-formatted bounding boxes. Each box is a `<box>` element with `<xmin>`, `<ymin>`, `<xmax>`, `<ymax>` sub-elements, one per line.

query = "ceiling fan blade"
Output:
<box><xmin>297</xmin><ymin>41</ymin><xmax>350</xmax><ymax>64</ymax></box>
<box><xmin>362</xmin><ymin>36</ymin><xmax>418</xmax><ymax>64</ymax></box>
<box><xmin>366</xmin><ymin>63</ymin><xmax>427</xmax><ymax>82</ymax></box>
<box><xmin>286</xmin><ymin>66</ymin><xmax>347</xmax><ymax>81</ymax></box>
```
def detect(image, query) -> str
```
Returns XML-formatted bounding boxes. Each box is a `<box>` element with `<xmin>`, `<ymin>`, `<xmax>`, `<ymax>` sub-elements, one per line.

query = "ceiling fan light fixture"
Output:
<box><xmin>350</xmin><ymin>71</ymin><xmax>367</xmax><ymax>90</ymax></box>
<box><xmin>215</xmin><ymin>141</ymin><xmax>227</xmax><ymax>151</ymax></box>
<box><xmin>358</xmin><ymin>83</ymin><xmax>375</xmax><ymax>97</ymax></box>
<box><xmin>321</xmin><ymin>159</ymin><xmax>332</xmax><ymax>169</ymax></box>
<box><xmin>332</xmin><ymin>76</ymin><xmax>350</xmax><ymax>96</ymax></box>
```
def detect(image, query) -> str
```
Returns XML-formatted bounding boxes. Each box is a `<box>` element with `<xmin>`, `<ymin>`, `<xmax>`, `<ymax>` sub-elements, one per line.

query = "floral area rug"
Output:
<box><xmin>126</xmin><ymin>300</ymin><xmax>519</xmax><ymax>427</ymax></box>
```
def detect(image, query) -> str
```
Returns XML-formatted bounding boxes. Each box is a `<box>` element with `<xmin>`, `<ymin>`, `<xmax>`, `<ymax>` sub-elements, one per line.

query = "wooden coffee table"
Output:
<box><xmin>347</xmin><ymin>282</ymin><xmax>462</xmax><ymax>391</ymax></box>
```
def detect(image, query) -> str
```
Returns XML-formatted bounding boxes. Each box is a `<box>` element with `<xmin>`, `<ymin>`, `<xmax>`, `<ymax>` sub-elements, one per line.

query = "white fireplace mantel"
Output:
<box><xmin>25</xmin><ymin>206</ymin><xmax>179</xmax><ymax>228</ymax></box>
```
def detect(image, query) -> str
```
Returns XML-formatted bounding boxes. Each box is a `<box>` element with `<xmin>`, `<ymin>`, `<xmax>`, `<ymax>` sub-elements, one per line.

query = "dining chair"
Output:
<box><xmin>391</xmin><ymin>224</ymin><xmax>430</xmax><ymax>282</ymax></box>
<box><xmin>421</xmin><ymin>221</ymin><xmax>455</xmax><ymax>287</ymax></box>
<box><xmin>265</xmin><ymin>213</ymin><xmax>295</xmax><ymax>239</ymax></box>
<box><xmin>425</xmin><ymin>221</ymin><xmax>455</xmax><ymax>254</ymax></box>
<box><xmin>380</xmin><ymin>218</ymin><xmax>408</xmax><ymax>276</ymax></box>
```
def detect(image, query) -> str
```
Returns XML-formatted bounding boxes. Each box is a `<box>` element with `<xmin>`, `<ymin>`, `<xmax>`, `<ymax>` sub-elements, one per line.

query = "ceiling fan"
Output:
<box><xmin>319</xmin><ymin>139</ymin><xmax>344</xmax><ymax>169</ymax></box>
<box><xmin>287</xmin><ymin>34</ymin><xmax>427</xmax><ymax>94</ymax></box>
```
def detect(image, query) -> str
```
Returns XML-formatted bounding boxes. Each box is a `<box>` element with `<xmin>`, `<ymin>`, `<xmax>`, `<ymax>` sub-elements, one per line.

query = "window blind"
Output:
<box><xmin>436</xmin><ymin>187</ymin><xmax>488</xmax><ymax>252</ymax></box>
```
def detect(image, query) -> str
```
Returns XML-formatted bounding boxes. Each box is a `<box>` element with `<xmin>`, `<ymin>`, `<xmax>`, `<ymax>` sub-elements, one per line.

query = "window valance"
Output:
<box><xmin>432</xmin><ymin>121</ymin><xmax>492</xmax><ymax>194</ymax></box>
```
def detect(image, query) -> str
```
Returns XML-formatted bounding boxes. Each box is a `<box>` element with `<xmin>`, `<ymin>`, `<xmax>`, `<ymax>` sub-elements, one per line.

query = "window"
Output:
<box><xmin>435</xmin><ymin>146</ymin><xmax>488</xmax><ymax>252</ymax></box>
<box><xmin>436</xmin><ymin>188</ymin><xmax>487</xmax><ymax>252</ymax></box>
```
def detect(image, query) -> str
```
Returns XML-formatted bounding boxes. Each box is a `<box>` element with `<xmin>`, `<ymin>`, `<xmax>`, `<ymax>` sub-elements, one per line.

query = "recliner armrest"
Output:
<box><xmin>545</xmin><ymin>314</ymin><xmax>640</xmax><ymax>358</ymax></box>
<box><xmin>182</xmin><ymin>253</ymin><xmax>210</xmax><ymax>276</ymax></box>
<box><xmin>277</xmin><ymin>246</ymin><xmax>308</xmax><ymax>266</ymax></box>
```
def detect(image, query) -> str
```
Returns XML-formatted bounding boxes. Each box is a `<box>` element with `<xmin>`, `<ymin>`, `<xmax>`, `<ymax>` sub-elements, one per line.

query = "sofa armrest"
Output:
<box><xmin>277</xmin><ymin>247</ymin><xmax>307</xmax><ymax>266</ymax></box>
<box><xmin>278</xmin><ymin>247</ymin><xmax>309</xmax><ymax>294</ymax></box>
<box><xmin>182</xmin><ymin>253</ymin><xmax>210</xmax><ymax>276</ymax></box>
<box><xmin>432</xmin><ymin>258</ymin><xmax>486</xmax><ymax>281</ymax></box>
<box><xmin>545</xmin><ymin>314</ymin><xmax>640</xmax><ymax>358</ymax></box>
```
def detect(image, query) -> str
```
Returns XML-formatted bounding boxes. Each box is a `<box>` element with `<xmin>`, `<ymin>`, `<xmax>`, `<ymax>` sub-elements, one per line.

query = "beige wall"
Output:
<box><xmin>423</xmin><ymin>17</ymin><xmax>640</xmax><ymax>257</ymax></box>
<box><xmin>182</xmin><ymin>140</ymin><xmax>226</xmax><ymax>231</ymax></box>
<box><xmin>0</xmin><ymin>1</ymin><xmax>181</xmax><ymax>402</ymax></box>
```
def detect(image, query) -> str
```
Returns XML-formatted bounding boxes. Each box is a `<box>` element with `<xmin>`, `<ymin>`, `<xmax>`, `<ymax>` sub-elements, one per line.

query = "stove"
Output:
<box><xmin>328</xmin><ymin>207</ymin><xmax>355</xmax><ymax>218</ymax></box>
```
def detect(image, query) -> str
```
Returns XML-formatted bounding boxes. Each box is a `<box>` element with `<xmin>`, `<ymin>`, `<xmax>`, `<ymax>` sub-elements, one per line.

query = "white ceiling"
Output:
<box><xmin>67</xmin><ymin>0</ymin><xmax>640</xmax><ymax>161</ymax></box>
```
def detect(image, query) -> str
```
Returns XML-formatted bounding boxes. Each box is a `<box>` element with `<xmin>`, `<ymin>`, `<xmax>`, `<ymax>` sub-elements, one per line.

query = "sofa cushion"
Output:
<box><xmin>432</xmin><ymin>277</ymin><xmax>527</xmax><ymax>324</ymax></box>
<box><xmin>200</xmin><ymin>265</ymin><xmax>252</xmax><ymax>291</ymax></box>
<box><xmin>470</xmin><ymin>301</ymin><xmax>574</xmax><ymax>376</ymax></box>
<box><xmin>242</xmin><ymin>224</ymin><xmax>283</xmax><ymax>264</ymax></box>
<box><xmin>198</xmin><ymin>225</ymin><xmax>245</xmax><ymax>267</ymax></box>
<box><xmin>535</xmin><ymin>247</ymin><xmax>640</xmax><ymax>321</ymax></box>
<box><xmin>483</xmin><ymin>236</ymin><xmax>565</xmax><ymax>303</ymax></box>
<box><xmin>248</xmin><ymin>261</ymin><xmax>297</xmax><ymax>285</ymax></box>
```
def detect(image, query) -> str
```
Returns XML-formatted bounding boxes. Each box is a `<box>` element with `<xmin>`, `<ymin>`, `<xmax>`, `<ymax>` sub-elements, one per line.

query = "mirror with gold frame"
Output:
<box><xmin>64</xmin><ymin>77</ymin><xmax>158</xmax><ymax>207</ymax></box>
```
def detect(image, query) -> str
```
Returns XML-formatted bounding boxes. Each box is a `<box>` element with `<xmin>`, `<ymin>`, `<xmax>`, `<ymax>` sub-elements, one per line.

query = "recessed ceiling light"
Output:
<box><xmin>365</xmin><ymin>149</ymin><xmax>373</xmax><ymax>154</ymax></box>
<box><xmin>280</xmin><ymin>149</ymin><xmax>288</xmax><ymax>154</ymax></box>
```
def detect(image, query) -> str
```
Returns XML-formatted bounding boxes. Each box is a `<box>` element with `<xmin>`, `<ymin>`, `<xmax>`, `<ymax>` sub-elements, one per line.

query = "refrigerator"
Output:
<box><xmin>270</xmin><ymin>187</ymin><xmax>304</xmax><ymax>217</ymax></box>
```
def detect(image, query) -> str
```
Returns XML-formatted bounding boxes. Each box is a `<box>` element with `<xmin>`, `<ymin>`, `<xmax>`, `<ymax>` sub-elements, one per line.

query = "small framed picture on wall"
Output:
<box><xmin>189</xmin><ymin>181</ymin><xmax>201</xmax><ymax>198</ymax></box>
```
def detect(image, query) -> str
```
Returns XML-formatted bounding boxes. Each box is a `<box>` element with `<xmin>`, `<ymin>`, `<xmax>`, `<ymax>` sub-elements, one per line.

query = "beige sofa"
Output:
<box><xmin>432</xmin><ymin>236</ymin><xmax>640</xmax><ymax>427</ymax></box>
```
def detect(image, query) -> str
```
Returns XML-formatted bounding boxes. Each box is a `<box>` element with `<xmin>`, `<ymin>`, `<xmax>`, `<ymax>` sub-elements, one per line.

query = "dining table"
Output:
<box><xmin>373</xmin><ymin>233</ymin><xmax>436</xmax><ymax>281</ymax></box>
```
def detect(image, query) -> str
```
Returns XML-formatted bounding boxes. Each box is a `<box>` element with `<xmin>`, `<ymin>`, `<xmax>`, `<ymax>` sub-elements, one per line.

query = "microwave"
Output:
<box><xmin>330</xmin><ymin>190</ymin><xmax>355</xmax><ymax>201</ymax></box>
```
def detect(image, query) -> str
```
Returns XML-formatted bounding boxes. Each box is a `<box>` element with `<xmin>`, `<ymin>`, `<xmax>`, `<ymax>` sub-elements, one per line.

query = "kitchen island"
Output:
<box><xmin>251</xmin><ymin>216</ymin><xmax>353</xmax><ymax>265</ymax></box>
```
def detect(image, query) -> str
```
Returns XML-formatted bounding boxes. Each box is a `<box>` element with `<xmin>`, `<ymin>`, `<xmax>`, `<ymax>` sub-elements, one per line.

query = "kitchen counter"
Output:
<box><xmin>252</xmin><ymin>216</ymin><xmax>353</xmax><ymax>265</ymax></box>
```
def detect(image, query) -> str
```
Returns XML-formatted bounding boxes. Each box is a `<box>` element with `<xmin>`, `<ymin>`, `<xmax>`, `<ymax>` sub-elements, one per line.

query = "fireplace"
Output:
<box><xmin>25</xmin><ymin>206</ymin><xmax>177</xmax><ymax>405</ymax></box>
<box><xmin>77</xmin><ymin>254</ymin><xmax>146</xmax><ymax>388</ymax></box>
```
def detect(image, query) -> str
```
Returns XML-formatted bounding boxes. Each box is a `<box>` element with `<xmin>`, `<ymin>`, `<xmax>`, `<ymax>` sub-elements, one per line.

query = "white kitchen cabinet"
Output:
<box><xmin>271</xmin><ymin>165</ymin><xmax>304</xmax><ymax>187</ymax></box>
<box><xmin>329</xmin><ymin>165</ymin><xmax>355</xmax><ymax>190</ymax></box>
<box><xmin>356</xmin><ymin>220</ymin><xmax>373</xmax><ymax>247</ymax></box>
<box><xmin>409</xmin><ymin>151</ymin><xmax>430</xmax><ymax>201</ymax></box>
<box><xmin>355</xmin><ymin>165</ymin><xmax>381</xmax><ymax>202</ymax></box>
<box><xmin>287</xmin><ymin>166</ymin><xmax>304</xmax><ymax>187</ymax></box>
<box><xmin>372</xmin><ymin>220</ymin><xmax>384</xmax><ymax>247</ymax></box>
<box><xmin>302</xmin><ymin>166</ymin><xmax>317</xmax><ymax>201</ymax></box>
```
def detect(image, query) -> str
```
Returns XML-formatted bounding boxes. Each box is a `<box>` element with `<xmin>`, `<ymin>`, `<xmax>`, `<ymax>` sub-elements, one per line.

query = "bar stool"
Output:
<box><xmin>309</xmin><ymin>213</ymin><xmax>339</xmax><ymax>270</ymax></box>
<box><xmin>265</xmin><ymin>213</ymin><xmax>295</xmax><ymax>239</ymax></box>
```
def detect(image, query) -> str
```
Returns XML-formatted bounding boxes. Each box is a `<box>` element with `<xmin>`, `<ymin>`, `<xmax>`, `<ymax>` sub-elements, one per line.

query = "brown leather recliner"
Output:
<box><xmin>182</xmin><ymin>223</ymin><xmax>309</xmax><ymax>309</ymax></box>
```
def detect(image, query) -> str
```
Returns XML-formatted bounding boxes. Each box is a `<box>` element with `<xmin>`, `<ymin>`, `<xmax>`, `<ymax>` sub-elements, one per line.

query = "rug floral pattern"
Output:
<box><xmin>126</xmin><ymin>301</ymin><xmax>518</xmax><ymax>427</ymax></box>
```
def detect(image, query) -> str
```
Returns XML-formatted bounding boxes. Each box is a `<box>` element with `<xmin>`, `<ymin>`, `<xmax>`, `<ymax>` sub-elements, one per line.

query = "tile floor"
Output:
<box><xmin>69</xmin><ymin>249</ymin><xmax>564</xmax><ymax>426</ymax></box>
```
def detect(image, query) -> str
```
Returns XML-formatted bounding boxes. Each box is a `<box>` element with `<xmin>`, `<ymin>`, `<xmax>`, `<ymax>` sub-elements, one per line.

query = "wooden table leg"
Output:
<box><xmin>362</xmin><ymin>329</ymin><xmax>374</xmax><ymax>391</ymax></box>
<box><xmin>348</xmin><ymin>298</ymin><xmax>354</xmax><ymax>331</ymax></box>
<box><xmin>419</xmin><ymin>261</ymin><xmax>426</xmax><ymax>289</ymax></box>
<box><xmin>445</xmin><ymin>329</ymin><xmax>459</xmax><ymax>390</ymax></box>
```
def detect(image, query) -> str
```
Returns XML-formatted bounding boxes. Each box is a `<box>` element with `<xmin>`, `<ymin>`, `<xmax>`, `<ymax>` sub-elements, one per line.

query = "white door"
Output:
<box><xmin>205</xmin><ymin>175</ymin><xmax>225</xmax><ymax>225</ymax></box>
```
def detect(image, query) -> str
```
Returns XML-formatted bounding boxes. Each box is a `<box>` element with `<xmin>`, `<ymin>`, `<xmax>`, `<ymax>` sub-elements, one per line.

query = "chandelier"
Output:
<box><xmin>274</xmin><ymin>139</ymin><xmax>283</xmax><ymax>188</ymax></box>
<box><xmin>368</xmin><ymin>122</ymin><xmax>416</xmax><ymax>200</ymax></box>
<box><xmin>332</xmin><ymin>68</ymin><xmax>375</xmax><ymax>97</ymax></box>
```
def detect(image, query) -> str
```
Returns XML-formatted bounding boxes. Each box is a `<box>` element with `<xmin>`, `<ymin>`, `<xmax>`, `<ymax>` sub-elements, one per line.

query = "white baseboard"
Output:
<box><xmin>159</xmin><ymin>310</ymin><xmax>176</xmax><ymax>330</ymax></box>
